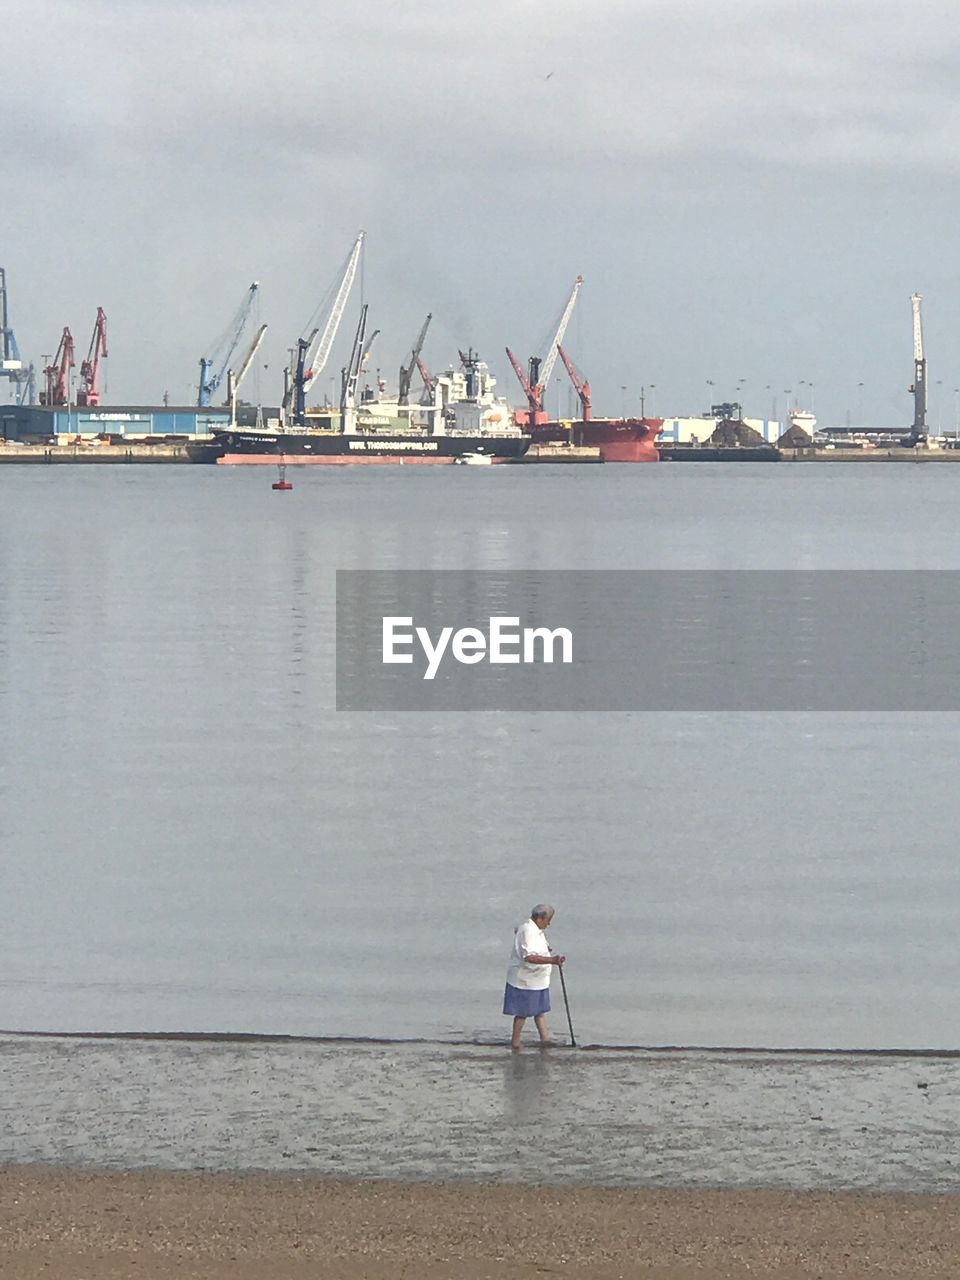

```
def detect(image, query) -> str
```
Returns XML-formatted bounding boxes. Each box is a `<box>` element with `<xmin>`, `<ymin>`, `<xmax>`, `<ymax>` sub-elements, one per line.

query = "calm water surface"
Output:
<box><xmin>3</xmin><ymin>464</ymin><xmax>960</xmax><ymax>1049</ymax></box>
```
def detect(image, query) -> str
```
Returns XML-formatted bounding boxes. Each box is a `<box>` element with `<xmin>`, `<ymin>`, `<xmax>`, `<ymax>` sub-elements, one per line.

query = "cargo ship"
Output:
<box><xmin>529</xmin><ymin>417</ymin><xmax>662</xmax><ymax>462</ymax></box>
<box><xmin>204</xmin><ymin>430</ymin><xmax>530</xmax><ymax>464</ymax></box>
<box><xmin>203</xmin><ymin>349</ymin><xmax>530</xmax><ymax>465</ymax></box>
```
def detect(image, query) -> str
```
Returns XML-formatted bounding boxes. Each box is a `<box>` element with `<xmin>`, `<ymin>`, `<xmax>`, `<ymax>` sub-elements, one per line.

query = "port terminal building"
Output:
<box><xmin>0</xmin><ymin>404</ymin><xmax>230</xmax><ymax>443</ymax></box>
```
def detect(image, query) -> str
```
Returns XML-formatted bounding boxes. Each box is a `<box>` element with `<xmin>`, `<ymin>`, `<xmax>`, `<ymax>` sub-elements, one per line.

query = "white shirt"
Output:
<box><xmin>506</xmin><ymin>919</ymin><xmax>552</xmax><ymax>990</ymax></box>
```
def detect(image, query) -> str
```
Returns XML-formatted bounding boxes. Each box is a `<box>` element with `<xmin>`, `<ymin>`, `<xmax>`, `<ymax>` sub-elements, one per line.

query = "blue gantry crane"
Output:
<box><xmin>1</xmin><ymin>268</ymin><xmax>35</xmax><ymax>404</ymax></box>
<box><xmin>197</xmin><ymin>282</ymin><xmax>259</xmax><ymax>407</ymax></box>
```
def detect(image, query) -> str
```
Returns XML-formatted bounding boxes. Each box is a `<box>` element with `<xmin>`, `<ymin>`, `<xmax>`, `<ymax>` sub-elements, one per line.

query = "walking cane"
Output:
<box><xmin>558</xmin><ymin>962</ymin><xmax>577</xmax><ymax>1047</ymax></box>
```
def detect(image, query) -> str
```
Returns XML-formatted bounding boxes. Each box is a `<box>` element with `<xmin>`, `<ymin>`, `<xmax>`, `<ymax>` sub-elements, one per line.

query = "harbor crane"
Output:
<box><xmin>198</xmin><ymin>282</ymin><xmax>259</xmax><ymax>407</ymax></box>
<box><xmin>77</xmin><ymin>307</ymin><xmax>108</xmax><ymax>406</ymax></box>
<box><xmin>416</xmin><ymin>356</ymin><xmax>436</xmax><ymax>398</ymax></box>
<box><xmin>340</xmin><ymin>303</ymin><xmax>370</xmax><ymax>430</ymax></box>
<box><xmin>0</xmin><ymin>268</ymin><xmax>34</xmax><ymax>404</ymax></box>
<box><xmin>358</xmin><ymin>327</ymin><xmax>383</xmax><ymax>401</ymax></box>
<box><xmin>398</xmin><ymin>313</ymin><xmax>432</xmax><ymax>405</ymax></box>
<box><xmin>556</xmin><ymin>343</ymin><xmax>591</xmax><ymax>421</ymax></box>
<box><xmin>359</xmin><ymin>328</ymin><xmax>381</xmax><ymax>378</ymax></box>
<box><xmin>288</xmin><ymin>230</ymin><xmax>365</xmax><ymax>426</ymax></box>
<box><xmin>225</xmin><ymin>322</ymin><xmax>267</xmax><ymax>424</ymax></box>
<box><xmin>905</xmin><ymin>291</ymin><xmax>927</xmax><ymax>445</ymax></box>
<box><xmin>506</xmin><ymin>274</ymin><xmax>583</xmax><ymax>425</ymax></box>
<box><xmin>41</xmin><ymin>328</ymin><xmax>75</xmax><ymax>406</ymax></box>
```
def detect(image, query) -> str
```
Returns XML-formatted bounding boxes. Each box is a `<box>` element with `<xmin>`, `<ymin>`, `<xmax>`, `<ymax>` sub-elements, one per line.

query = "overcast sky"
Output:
<box><xmin>6</xmin><ymin>0</ymin><xmax>960</xmax><ymax>425</ymax></box>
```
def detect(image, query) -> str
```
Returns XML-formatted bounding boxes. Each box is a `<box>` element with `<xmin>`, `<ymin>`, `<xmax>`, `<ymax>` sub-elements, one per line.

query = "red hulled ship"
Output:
<box><xmin>529</xmin><ymin>418</ymin><xmax>662</xmax><ymax>462</ymax></box>
<box><xmin>506</xmin><ymin>280</ymin><xmax>661</xmax><ymax>460</ymax></box>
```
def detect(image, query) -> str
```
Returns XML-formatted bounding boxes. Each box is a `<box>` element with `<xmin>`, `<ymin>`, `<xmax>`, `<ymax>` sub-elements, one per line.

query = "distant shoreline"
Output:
<box><xmin>5</xmin><ymin>441</ymin><xmax>960</xmax><ymax>464</ymax></box>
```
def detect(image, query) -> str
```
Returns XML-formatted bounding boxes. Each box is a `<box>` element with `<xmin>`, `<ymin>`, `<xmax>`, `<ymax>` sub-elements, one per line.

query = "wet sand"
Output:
<box><xmin>5</xmin><ymin>1035</ymin><xmax>960</xmax><ymax>1192</ymax></box>
<box><xmin>2</xmin><ymin>1167</ymin><xmax>960</xmax><ymax>1279</ymax></box>
<box><xmin>4</xmin><ymin>1038</ymin><xmax>960</xmax><ymax>1277</ymax></box>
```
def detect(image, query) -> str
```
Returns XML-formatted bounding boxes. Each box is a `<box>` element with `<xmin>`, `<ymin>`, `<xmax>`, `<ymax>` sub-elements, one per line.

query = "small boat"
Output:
<box><xmin>454</xmin><ymin>452</ymin><xmax>494</xmax><ymax>466</ymax></box>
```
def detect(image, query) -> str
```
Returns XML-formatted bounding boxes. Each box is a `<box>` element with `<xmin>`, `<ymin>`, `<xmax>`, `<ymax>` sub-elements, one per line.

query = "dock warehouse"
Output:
<box><xmin>0</xmin><ymin>404</ymin><xmax>230</xmax><ymax>442</ymax></box>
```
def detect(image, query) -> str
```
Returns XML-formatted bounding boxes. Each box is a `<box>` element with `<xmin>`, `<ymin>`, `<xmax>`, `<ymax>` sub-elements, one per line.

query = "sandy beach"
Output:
<box><xmin>2</xmin><ymin>1167</ymin><xmax>960</xmax><ymax>1279</ymax></box>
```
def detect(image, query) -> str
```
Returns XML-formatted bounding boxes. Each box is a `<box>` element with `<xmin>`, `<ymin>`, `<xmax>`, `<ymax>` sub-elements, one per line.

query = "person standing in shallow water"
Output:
<box><xmin>503</xmin><ymin>903</ymin><xmax>565</xmax><ymax>1050</ymax></box>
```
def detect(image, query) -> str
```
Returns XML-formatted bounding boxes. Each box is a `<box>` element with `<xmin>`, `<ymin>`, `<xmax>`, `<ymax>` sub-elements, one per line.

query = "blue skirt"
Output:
<box><xmin>503</xmin><ymin>983</ymin><xmax>551</xmax><ymax>1017</ymax></box>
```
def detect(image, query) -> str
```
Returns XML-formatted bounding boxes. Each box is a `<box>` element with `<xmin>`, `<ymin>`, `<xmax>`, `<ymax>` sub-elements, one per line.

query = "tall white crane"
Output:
<box><xmin>909</xmin><ymin>291</ymin><xmax>927</xmax><ymax>439</ymax></box>
<box><xmin>288</xmin><ymin>231</ymin><xmax>365</xmax><ymax>425</ymax></box>
<box><xmin>225</xmin><ymin>323</ymin><xmax>268</xmax><ymax>425</ymax></box>
<box><xmin>539</xmin><ymin>274</ymin><xmax>583</xmax><ymax>394</ymax></box>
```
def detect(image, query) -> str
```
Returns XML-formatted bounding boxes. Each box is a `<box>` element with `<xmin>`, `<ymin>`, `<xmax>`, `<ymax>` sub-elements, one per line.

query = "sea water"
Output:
<box><xmin>3</xmin><ymin>463</ymin><xmax>960</xmax><ymax>1051</ymax></box>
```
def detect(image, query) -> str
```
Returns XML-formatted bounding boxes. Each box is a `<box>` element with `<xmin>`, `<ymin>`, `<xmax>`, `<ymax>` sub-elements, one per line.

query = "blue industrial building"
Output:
<box><xmin>0</xmin><ymin>404</ymin><xmax>230</xmax><ymax>441</ymax></box>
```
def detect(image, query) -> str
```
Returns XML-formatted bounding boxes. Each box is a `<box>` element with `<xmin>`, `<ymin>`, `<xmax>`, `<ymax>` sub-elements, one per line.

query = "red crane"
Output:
<box><xmin>505</xmin><ymin>347</ymin><xmax>541</xmax><ymax>423</ymax></box>
<box><xmin>41</xmin><ymin>328</ymin><xmax>75</xmax><ymax>406</ymax></box>
<box><xmin>416</xmin><ymin>355</ymin><xmax>435</xmax><ymax>395</ymax></box>
<box><xmin>78</xmin><ymin>307</ymin><xmax>108</xmax><ymax>406</ymax></box>
<box><xmin>557</xmin><ymin>343</ymin><xmax>591</xmax><ymax>421</ymax></box>
<box><xmin>506</xmin><ymin>275</ymin><xmax>583</xmax><ymax>426</ymax></box>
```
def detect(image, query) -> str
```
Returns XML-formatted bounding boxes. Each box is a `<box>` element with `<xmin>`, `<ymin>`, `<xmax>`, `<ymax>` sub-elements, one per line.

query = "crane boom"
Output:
<box><xmin>198</xmin><ymin>282</ymin><xmax>259</xmax><ymax>406</ymax></box>
<box><xmin>359</xmin><ymin>328</ymin><xmax>381</xmax><ymax>379</ymax></box>
<box><xmin>909</xmin><ymin>291</ymin><xmax>927</xmax><ymax>438</ymax></box>
<box><xmin>537</xmin><ymin>275</ymin><xmax>583</xmax><ymax>394</ymax></box>
<box><xmin>416</xmin><ymin>355</ymin><xmax>435</xmax><ymax>394</ymax></box>
<box><xmin>303</xmin><ymin>230</ymin><xmax>365</xmax><ymax>388</ymax></box>
<box><xmin>912</xmin><ymin>292</ymin><xmax>924</xmax><ymax>362</ymax></box>
<box><xmin>0</xmin><ymin>268</ymin><xmax>35</xmax><ymax>404</ymax></box>
<box><xmin>290</xmin><ymin>327</ymin><xmax>319</xmax><ymax>425</ymax></box>
<box><xmin>398</xmin><ymin>313</ymin><xmax>432</xmax><ymax>405</ymax></box>
<box><xmin>78</xmin><ymin>307</ymin><xmax>108</xmax><ymax>406</ymax></box>
<box><xmin>340</xmin><ymin>304</ymin><xmax>369</xmax><ymax>433</ymax></box>
<box><xmin>41</xmin><ymin>328</ymin><xmax>75</xmax><ymax>406</ymax></box>
<box><xmin>232</xmin><ymin>323</ymin><xmax>268</xmax><ymax>392</ymax></box>
<box><xmin>505</xmin><ymin>346</ymin><xmax>535</xmax><ymax>402</ymax></box>
<box><xmin>225</xmin><ymin>322</ymin><xmax>268</xmax><ymax>423</ymax></box>
<box><xmin>557</xmin><ymin>343</ymin><xmax>591</xmax><ymax>421</ymax></box>
<box><xmin>0</xmin><ymin>268</ymin><xmax>23</xmax><ymax>371</ymax></box>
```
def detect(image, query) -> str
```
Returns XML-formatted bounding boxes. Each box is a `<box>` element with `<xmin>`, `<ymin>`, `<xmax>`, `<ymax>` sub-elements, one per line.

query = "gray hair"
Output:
<box><xmin>531</xmin><ymin>903</ymin><xmax>554</xmax><ymax>920</ymax></box>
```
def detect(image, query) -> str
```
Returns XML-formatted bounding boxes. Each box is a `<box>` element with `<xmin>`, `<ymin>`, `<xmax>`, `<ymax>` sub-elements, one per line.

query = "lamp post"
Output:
<box><xmin>857</xmin><ymin>381</ymin><xmax>864</xmax><ymax>425</ymax></box>
<box><xmin>954</xmin><ymin>387</ymin><xmax>959</xmax><ymax>443</ymax></box>
<box><xmin>620</xmin><ymin>385</ymin><xmax>627</xmax><ymax>417</ymax></box>
<box><xmin>936</xmin><ymin>379</ymin><xmax>943</xmax><ymax>433</ymax></box>
<box><xmin>649</xmin><ymin>383</ymin><xmax>656</xmax><ymax>417</ymax></box>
